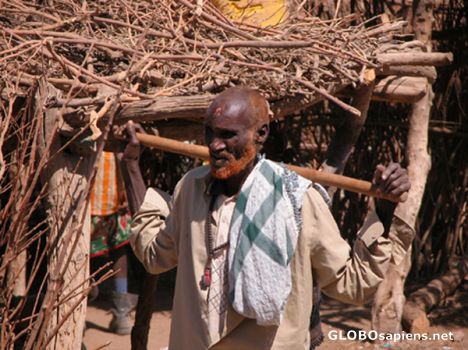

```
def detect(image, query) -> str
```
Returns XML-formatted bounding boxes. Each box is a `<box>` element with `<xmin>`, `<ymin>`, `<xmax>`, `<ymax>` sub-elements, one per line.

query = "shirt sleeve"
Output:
<box><xmin>304</xmin><ymin>187</ymin><xmax>414</xmax><ymax>305</ymax></box>
<box><xmin>129</xmin><ymin>185</ymin><xmax>180</xmax><ymax>275</ymax></box>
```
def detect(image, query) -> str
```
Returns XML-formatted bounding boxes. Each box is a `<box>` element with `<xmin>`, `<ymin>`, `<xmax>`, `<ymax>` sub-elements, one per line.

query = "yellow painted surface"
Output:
<box><xmin>212</xmin><ymin>0</ymin><xmax>287</xmax><ymax>27</ymax></box>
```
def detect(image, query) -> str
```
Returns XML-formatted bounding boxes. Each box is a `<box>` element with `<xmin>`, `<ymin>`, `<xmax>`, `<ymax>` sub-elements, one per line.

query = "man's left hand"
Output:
<box><xmin>373</xmin><ymin>163</ymin><xmax>411</xmax><ymax>198</ymax></box>
<box><xmin>372</xmin><ymin>163</ymin><xmax>411</xmax><ymax>231</ymax></box>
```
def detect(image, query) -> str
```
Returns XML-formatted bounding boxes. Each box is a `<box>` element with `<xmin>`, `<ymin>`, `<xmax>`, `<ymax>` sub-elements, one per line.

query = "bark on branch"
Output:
<box><xmin>376</xmin><ymin>52</ymin><xmax>453</xmax><ymax>67</ymax></box>
<box><xmin>402</xmin><ymin>258</ymin><xmax>468</xmax><ymax>333</ymax></box>
<box><xmin>376</xmin><ymin>65</ymin><xmax>437</xmax><ymax>83</ymax></box>
<box><xmin>371</xmin><ymin>76</ymin><xmax>428</xmax><ymax>103</ymax></box>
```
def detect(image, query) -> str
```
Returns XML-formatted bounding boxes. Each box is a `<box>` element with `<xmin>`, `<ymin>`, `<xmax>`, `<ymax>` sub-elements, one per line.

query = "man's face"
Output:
<box><xmin>204</xmin><ymin>104</ymin><xmax>257</xmax><ymax>179</ymax></box>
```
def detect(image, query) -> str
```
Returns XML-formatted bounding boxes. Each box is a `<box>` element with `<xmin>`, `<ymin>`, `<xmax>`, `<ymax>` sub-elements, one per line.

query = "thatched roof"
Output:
<box><xmin>1</xmin><ymin>0</ymin><xmax>452</xmax><ymax>144</ymax></box>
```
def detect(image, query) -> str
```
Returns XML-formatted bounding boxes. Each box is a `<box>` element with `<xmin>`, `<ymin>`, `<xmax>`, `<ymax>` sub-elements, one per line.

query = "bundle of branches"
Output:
<box><xmin>1</xmin><ymin>0</ymin><xmax>409</xmax><ymax>117</ymax></box>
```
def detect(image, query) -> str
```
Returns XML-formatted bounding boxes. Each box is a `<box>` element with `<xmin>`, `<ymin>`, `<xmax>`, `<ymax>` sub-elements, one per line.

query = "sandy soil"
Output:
<box><xmin>83</xmin><ymin>286</ymin><xmax>173</xmax><ymax>350</ymax></box>
<box><xmin>83</xmin><ymin>283</ymin><xmax>467</xmax><ymax>350</ymax></box>
<box><xmin>84</xmin><ymin>307</ymin><xmax>171</xmax><ymax>350</ymax></box>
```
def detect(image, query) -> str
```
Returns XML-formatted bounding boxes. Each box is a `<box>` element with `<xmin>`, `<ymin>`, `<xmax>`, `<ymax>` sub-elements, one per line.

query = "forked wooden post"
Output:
<box><xmin>372</xmin><ymin>0</ymin><xmax>436</xmax><ymax>334</ymax></box>
<box><xmin>25</xmin><ymin>81</ymin><xmax>94</xmax><ymax>349</ymax></box>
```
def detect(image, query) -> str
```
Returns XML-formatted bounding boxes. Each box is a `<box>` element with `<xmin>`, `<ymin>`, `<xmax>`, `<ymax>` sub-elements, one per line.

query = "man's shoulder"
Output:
<box><xmin>142</xmin><ymin>187</ymin><xmax>171</xmax><ymax>216</ymax></box>
<box><xmin>173</xmin><ymin>165</ymin><xmax>210</xmax><ymax>195</ymax></box>
<box><xmin>303</xmin><ymin>185</ymin><xmax>331</xmax><ymax>210</ymax></box>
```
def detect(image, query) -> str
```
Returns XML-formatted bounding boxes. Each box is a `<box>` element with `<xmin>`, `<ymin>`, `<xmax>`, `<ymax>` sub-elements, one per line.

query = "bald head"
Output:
<box><xmin>205</xmin><ymin>87</ymin><xmax>271</xmax><ymax>181</ymax></box>
<box><xmin>207</xmin><ymin>87</ymin><xmax>270</xmax><ymax>127</ymax></box>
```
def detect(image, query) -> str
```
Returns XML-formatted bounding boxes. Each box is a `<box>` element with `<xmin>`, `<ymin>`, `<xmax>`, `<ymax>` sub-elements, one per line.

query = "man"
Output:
<box><xmin>119</xmin><ymin>87</ymin><xmax>413</xmax><ymax>349</ymax></box>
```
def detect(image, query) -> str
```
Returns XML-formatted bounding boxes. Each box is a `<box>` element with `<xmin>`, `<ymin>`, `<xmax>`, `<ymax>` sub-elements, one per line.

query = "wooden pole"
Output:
<box><xmin>371</xmin><ymin>76</ymin><xmax>427</xmax><ymax>103</ymax></box>
<box><xmin>136</xmin><ymin>133</ymin><xmax>408</xmax><ymax>203</ymax></box>
<box><xmin>371</xmin><ymin>0</ymin><xmax>436</xmax><ymax>334</ymax></box>
<box><xmin>376</xmin><ymin>52</ymin><xmax>453</xmax><ymax>66</ymax></box>
<box><xmin>26</xmin><ymin>80</ymin><xmax>92</xmax><ymax>349</ymax></box>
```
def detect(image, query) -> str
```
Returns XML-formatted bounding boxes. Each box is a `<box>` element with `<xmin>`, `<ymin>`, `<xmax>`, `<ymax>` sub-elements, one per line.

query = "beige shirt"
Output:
<box><xmin>207</xmin><ymin>194</ymin><xmax>236</xmax><ymax>344</ymax></box>
<box><xmin>130</xmin><ymin>166</ymin><xmax>414</xmax><ymax>350</ymax></box>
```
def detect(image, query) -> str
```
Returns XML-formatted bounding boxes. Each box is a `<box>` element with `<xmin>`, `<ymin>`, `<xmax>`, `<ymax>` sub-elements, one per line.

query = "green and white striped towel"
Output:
<box><xmin>228</xmin><ymin>158</ymin><xmax>311</xmax><ymax>326</ymax></box>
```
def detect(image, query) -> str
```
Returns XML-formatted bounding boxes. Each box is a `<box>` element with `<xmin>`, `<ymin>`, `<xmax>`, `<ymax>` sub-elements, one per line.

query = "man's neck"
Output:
<box><xmin>223</xmin><ymin>157</ymin><xmax>258</xmax><ymax>197</ymax></box>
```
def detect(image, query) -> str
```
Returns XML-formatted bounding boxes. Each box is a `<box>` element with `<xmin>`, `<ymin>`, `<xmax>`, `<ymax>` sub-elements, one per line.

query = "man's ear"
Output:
<box><xmin>255</xmin><ymin>123</ymin><xmax>269</xmax><ymax>146</ymax></box>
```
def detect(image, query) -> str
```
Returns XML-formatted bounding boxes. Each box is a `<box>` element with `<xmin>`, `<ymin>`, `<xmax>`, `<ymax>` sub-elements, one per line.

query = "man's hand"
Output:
<box><xmin>373</xmin><ymin>163</ymin><xmax>410</xmax><ymax>198</ymax></box>
<box><xmin>114</xmin><ymin>120</ymin><xmax>147</xmax><ymax>214</ymax></box>
<box><xmin>372</xmin><ymin>163</ymin><xmax>411</xmax><ymax>232</ymax></box>
<box><xmin>114</xmin><ymin>121</ymin><xmax>145</xmax><ymax>162</ymax></box>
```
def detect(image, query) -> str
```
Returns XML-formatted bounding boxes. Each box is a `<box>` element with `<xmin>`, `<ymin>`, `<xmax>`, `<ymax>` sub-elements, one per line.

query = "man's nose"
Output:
<box><xmin>209</xmin><ymin>137</ymin><xmax>226</xmax><ymax>152</ymax></box>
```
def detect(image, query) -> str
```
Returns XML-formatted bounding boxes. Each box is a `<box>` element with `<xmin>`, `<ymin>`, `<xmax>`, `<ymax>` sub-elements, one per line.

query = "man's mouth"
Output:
<box><xmin>210</xmin><ymin>153</ymin><xmax>232</xmax><ymax>167</ymax></box>
<box><xmin>210</xmin><ymin>157</ymin><xmax>228</xmax><ymax>168</ymax></box>
<box><xmin>209</xmin><ymin>145</ymin><xmax>257</xmax><ymax>180</ymax></box>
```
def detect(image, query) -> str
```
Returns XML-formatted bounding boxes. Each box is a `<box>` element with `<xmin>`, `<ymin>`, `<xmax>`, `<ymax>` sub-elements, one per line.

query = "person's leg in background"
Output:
<box><xmin>109</xmin><ymin>245</ymin><xmax>134</xmax><ymax>335</ymax></box>
<box><xmin>90</xmin><ymin>212</ymin><xmax>136</xmax><ymax>335</ymax></box>
<box><xmin>112</xmin><ymin>246</ymin><xmax>128</xmax><ymax>295</ymax></box>
<box><xmin>89</xmin><ymin>214</ymin><xmax>112</xmax><ymax>302</ymax></box>
<box><xmin>107</xmin><ymin>211</ymin><xmax>137</xmax><ymax>335</ymax></box>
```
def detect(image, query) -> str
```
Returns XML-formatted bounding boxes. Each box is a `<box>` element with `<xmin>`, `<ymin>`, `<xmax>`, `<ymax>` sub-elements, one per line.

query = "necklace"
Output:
<box><xmin>200</xmin><ymin>195</ymin><xmax>229</xmax><ymax>290</ymax></box>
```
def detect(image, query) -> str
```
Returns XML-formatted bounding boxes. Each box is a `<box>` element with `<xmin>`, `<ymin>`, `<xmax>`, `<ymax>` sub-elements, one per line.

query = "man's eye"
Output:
<box><xmin>220</xmin><ymin>131</ymin><xmax>236</xmax><ymax>139</ymax></box>
<box><xmin>205</xmin><ymin>127</ymin><xmax>213</xmax><ymax>138</ymax></box>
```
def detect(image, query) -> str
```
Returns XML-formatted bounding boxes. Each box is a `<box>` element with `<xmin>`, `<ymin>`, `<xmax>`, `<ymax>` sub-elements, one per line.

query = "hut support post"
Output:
<box><xmin>371</xmin><ymin>0</ymin><xmax>435</xmax><ymax>333</ymax></box>
<box><xmin>24</xmin><ymin>81</ymin><xmax>94</xmax><ymax>349</ymax></box>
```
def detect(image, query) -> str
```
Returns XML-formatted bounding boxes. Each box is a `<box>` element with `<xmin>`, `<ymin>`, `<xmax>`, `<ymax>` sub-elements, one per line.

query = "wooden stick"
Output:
<box><xmin>376</xmin><ymin>65</ymin><xmax>437</xmax><ymax>83</ymax></box>
<box><xmin>136</xmin><ymin>133</ymin><xmax>408</xmax><ymax>203</ymax></box>
<box><xmin>376</xmin><ymin>52</ymin><xmax>453</xmax><ymax>67</ymax></box>
<box><xmin>371</xmin><ymin>76</ymin><xmax>428</xmax><ymax>103</ymax></box>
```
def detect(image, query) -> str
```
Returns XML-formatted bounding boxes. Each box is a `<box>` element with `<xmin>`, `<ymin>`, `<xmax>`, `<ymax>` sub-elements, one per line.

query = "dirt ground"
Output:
<box><xmin>83</xmin><ymin>282</ymin><xmax>467</xmax><ymax>350</ymax></box>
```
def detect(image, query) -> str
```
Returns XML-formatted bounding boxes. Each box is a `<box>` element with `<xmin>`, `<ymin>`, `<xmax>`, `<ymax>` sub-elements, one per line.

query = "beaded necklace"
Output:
<box><xmin>200</xmin><ymin>195</ymin><xmax>230</xmax><ymax>290</ymax></box>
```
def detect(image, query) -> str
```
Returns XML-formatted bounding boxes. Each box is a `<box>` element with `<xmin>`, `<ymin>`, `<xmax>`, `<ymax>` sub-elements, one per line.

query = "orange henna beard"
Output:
<box><xmin>211</xmin><ymin>144</ymin><xmax>257</xmax><ymax>180</ymax></box>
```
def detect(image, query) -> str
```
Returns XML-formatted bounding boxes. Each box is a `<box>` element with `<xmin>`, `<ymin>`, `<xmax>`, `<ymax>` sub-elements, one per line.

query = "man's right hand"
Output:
<box><xmin>114</xmin><ymin>121</ymin><xmax>147</xmax><ymax>215</ymax></box>
<box><xmin>115</xmin><ymin>121</ymin><xmax>145</xmax><ymax>162</ymax></box>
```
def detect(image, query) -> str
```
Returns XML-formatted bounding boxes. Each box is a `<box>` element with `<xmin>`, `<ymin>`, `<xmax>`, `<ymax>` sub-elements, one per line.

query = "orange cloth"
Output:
<box><xmin>211</xmin><ymin>0</ymin><xmax>288</xmax><ymax>28</ymax></box>
<box><xmin>90</xmin><ymin>151</ymin><xmax>120</xmax><ymax>216</ymax></box>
